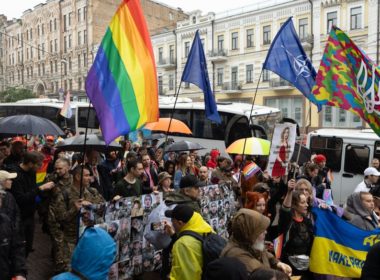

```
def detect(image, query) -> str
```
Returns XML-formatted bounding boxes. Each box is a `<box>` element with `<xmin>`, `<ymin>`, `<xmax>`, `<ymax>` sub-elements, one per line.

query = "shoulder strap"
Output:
<box><xmin>178</xmin><ymin>230</ymin><xmax>204</xmax><ymax>243</ymax></box>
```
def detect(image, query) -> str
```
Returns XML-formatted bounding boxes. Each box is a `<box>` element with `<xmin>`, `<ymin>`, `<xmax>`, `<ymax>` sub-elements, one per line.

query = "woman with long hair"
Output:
<box><xmin>272</xmin><ymin>127</ymin><xmax>290</xmax><ymax>177</ymax></box>
<box><xmin>173</xmin><ymin>153</ymin><xmax>193</xmax><ymax>189</ymax></box>
<box><xmin>245</xmin><ymin>191</ymin><xmax>269</xmax><ymax>216</ymax></box>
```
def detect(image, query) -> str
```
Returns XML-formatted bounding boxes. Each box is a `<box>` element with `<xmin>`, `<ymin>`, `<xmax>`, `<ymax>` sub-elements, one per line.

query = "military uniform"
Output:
<box><xmin>44</xmin><ymin>174</ymin><xmax>73</xmax><ymax>273</ymax></box>
<box><xmin>49</xmin><ymin>183</ymin><xmax>104</xmax><ymax>270</ymax></box>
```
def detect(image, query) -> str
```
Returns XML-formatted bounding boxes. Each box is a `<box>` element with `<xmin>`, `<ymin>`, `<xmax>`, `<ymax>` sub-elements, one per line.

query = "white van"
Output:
<box><xmin>306</xmin><ymin>128</ymin><xmax>380</xmax><ymax>206</ymax></box>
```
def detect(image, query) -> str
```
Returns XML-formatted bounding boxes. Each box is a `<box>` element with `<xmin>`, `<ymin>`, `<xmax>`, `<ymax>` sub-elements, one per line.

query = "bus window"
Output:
<box><xmin>374</xmin><ymin>141</ymin><xmax>380</xmax><ymax>160</ymax></box>
<box><xmin>192</xmin><ymin>110</ymin><xmax>225</xmax><ymax>140</ymax></box>
<box><xmin>172</xmin><ymin>111</ymin><xmax>191</xmax><ymax>131</ymax></box>
<box><xmin>43</xmin><ymin>106</ymin><xmax>60</xmax><ymax>123</ymax></box>
<box><xmin>14</xmin><ymin>106</ymin><xmax>28</xmax><ymax>115</ymax></box>
<box><xmin>78</xmin><ymin>107</ymin><xmax>99</xmax><ymax>129</ymax></box>
<box><xmin>0</xmin><ymin>106</ymin><xmax>7</xmax><ymax>117</ymax></box>
<box><xmin>225</xmin><ymin>115</ymin><xmax>251</xmax><ymax>147</ymax></box>
<box><xmin>344</xmin><ymin>145</ymin><xmax>369</xmax><ymax>174</ymax></box>
<box><xmin>310</xmin><ymin>136</ymin><xmax>343</xmax><ymax>172</ymax></box>
<box><xmin>28</xmin><ymin>106</ymin><xmax>43</xmax><ymax>117</ymax></box>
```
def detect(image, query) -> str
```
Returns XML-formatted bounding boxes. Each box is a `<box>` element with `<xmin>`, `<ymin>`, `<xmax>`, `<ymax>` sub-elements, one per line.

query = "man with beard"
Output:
<box><xmin>220</xmin><ymin>208</ymin><xmax>292</xmax><ymax>276</ymax></box>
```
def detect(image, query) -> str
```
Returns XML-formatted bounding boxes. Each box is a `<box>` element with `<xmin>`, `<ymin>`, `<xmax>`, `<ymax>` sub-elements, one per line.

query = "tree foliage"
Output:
<box><xmin>0</xmin><ymin>87</ymin><xmax>35</xmax><ymax>102</ymax></box>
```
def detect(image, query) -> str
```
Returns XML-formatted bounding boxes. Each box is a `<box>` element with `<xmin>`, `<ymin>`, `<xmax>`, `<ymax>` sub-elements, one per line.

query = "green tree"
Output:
<box><xmin>0</xmin><ymin>87</ymin><xmax>35</xmax><ymax>102</ymax></box>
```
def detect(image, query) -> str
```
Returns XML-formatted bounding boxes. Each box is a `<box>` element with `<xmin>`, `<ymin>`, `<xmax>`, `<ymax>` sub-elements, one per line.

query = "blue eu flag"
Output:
<box><xmin>181</xmin><ymin>30</ymin><xmax>221</xmax><ymax>123</ymax></box>
<box><xmin>263</xmin><ymin>17</ymin><xmax>321</xmax><ymax>111</ymax></box>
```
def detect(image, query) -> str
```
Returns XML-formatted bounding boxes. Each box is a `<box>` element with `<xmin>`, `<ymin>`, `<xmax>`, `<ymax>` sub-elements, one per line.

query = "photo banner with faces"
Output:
<box><xmin>78</xmin><ymin>183</ymin><xmax>237</xmax><ymax>279</ymax></box>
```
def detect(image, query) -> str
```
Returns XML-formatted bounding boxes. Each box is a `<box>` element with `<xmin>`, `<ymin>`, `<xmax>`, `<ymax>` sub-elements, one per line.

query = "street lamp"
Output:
<box><xmin>60</xmin><ymin>59</ymin><xmax>67</xmax><ymax>100</ymax></box>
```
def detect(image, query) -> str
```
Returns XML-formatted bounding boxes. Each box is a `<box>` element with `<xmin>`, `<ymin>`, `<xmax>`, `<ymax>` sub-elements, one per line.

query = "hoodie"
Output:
<box><xmin>170</xmin><ymin>212</ymin><xmax>213</xmax><ymax>280</ymax></box>
<box><xmin>52</xmin><ymin>227</ymin><xmax>116</xmax><ymax>280</ymax></box>
<box><xmin>221</xmin><ymin>209</ymin><xmax>278</xmax><ymax>273</ymax></box>
<box><xmin>344</xmin><ymin>192</ymin><xmax>379</xmax><ymax>230</ymax></box>
<box><xmin>206</xmin><ymin>149</ymin><xmax>220</xmax><ymax>169</ymax></box>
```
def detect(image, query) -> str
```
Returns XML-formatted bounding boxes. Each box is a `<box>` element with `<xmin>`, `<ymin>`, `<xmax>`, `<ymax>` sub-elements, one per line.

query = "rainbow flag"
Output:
<box><xmin>60</xmin><ymin>91</ymin><xmax>72</xmax><ymax>119</ymax></box>
<box><xmin>242</xmin><ymin>162</ymin><xmax>261</xmax><ymax>179</ymax></box>
<box><xmin>85</xmin><ymin>0</ymin><xmax>158</xmax><ymax>144</ymax></box>
<box><xmin>36</xmin><ymin>157</ymin><xmax>50</xmax><ymax>185</ymax></box>
<box><xmin>312</xmin><ymin>26</ymin><xmax>380</xmax><ymax>136</ymax></box>
<box><xmin>273</xmin><ymin>234</ymin><xmax>284</xmax><ymax>259</ymax></box>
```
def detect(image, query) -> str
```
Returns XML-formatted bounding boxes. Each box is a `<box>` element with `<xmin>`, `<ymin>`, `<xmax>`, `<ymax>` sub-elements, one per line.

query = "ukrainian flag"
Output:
<box><xmin>310</xmin><ymin>208</ymin><xmax>380</xmax><ymax>278</ymax></box>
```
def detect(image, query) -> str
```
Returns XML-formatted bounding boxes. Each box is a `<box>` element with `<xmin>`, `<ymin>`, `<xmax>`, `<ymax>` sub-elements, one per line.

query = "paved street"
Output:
<box><xmin>27</xmin><ymin>216</ymin><xmax>54</xmax><ymax>280</ymax></box>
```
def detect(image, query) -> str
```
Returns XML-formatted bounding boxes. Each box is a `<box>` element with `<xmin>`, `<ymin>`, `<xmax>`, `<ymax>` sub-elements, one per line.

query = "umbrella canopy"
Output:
<box><xmin>56</xmin><ymin>134</ymin><xmax>123</xmax><ymax>153</ymax></box>
<box><xmin>144</xmin><ymin>118</ymin><xmax>192</xmax><ymax>134</ymax></box>
<box><xmin>0</xmin><ymin>114</ymin><xmax>64</xmax><ymax>136</ymax></box>
<box><xmin>226</xmin><ymin>137</ymin><xmax>270</xmax><ymax>155</ymax></box>
<box><xmin>144</xmin><ymin>133</ymin><xmax>166</xmax><ymax>140</ymax></box>
<box><xmin>164</xmin><ymin>140</ymin><xmax>205</xmax><ymax>152</ymax></box>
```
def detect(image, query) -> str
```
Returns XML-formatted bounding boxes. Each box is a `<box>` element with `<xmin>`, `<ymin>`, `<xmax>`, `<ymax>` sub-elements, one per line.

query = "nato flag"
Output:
<box><xmin>181</xmin><ymin>30</ymin><xmax>221</xmax><ymax>123</ymax></box>
<box><xmin>263</xmin><ymin>17</ymin><xmax>321</xmax><ymax>111</ymax></box>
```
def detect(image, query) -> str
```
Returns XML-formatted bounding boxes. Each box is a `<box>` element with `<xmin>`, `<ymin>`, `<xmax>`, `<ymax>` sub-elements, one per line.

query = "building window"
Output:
<box><xmin>50</xmin><ymin>61</ymin><xmax>53</xmax><ymax>74</ymax></box>
<box><xmin>217</xmin><ymin>68</ymin><xmax>223</xmax><ymax>86</ymax></box>
<box><xmin>68</xmin><ymin>12</ymin><xmax>72</xmax><ymax>26</ymax></box>
<box><xmin>42</xmin><ymin>24</ymin><xmax>44</xmax><ymax>35</ymax></box>
<box><xmin>262</xmin><ymin>69</ymin><xmax>270</xmax><ymax>81</ymax></box>
<box><xmin>42</xmin><ymin>63</ymin><xmax>45</xmax><ymax>75</ymax></box>
<box><xmin>231</xmin><ymin>67</ymin><xmax>238</xmax><ymax>88</ymax></box>
<box><xmin>37</xmin><ymin>25</ymin><xmax>40</xmax><ymax>36</ymax></box>
<box><xmin>78</xmin><ymin>77</ymin><xmax>82</xmax><ymax>90</ymax></box>
<box><xmin>78</xmin><ymin>8</ymin><xmax>82</xmax><ymax>22</ymax></box>
<box><xmin>51</xmin><ymin>82</ymin><xmax>54</xmax><ymax>92</ymax></box>
<box><xmin>83</xmin><ymin>6</ymin><xmax>87</xmax><ymax>20</ymax></box>
<box><xmin>350</xmin><ymin>7</ymin><xmax>362</xmax><ymax>30</ymax></box>
<box><xmin>184</xmin><ymin>82</ymin><xmax>190</xmax><ymax>88</ymax></box>
<box><xmin>217</xmin><ymin>35</ymin><xmax>224</xmax><ymax>52</ymax></box>
<box><xmin>265</xmin><ymin>97</ymin><xmax>304</xmax><ymax>126</ymax></box>
<box><xmin>158</xmin><ymin>47</ymin><xmax>163</xmax><ymax>63</ymax></box>
<box><xmin>263</xmin><ymin>25</ymin><xmax>271</xmax><ymax>45</ymax></box>
<box><xmin>68</xmin><ymin>57</ymin><xmax>72</xmax><ymax>71</ymax></box>
<box><xmin>322</xmin><ymin>107</ymin><xmax>362</xmax><ymax>127</ymax></box>
<box><xmin>231</xmin><ymin>32</ymin><xmax>238</xmax><ymax>50</ymax></box>
<box><xmin>68</xmin><ymin>35</ymin><xmax>72</xmax><ymax>49</ymax></box>
<box><xmin>299</xmin><ymin>18</ymin><xmax>308</xmax><ymax>40</ymax></box>
<box><xmin>246</xmin><ymin>29</ymin><xmax>254</xmax><ymax>48</ymax></box>
<box><xmin>55</xmin><ymin>81</ymin><xmax>58</xmax><ymax>91</ymax></box>
<box><xmin>169</xmin><ymin>74</ymin><xmax>174</xmax><ymax>90</ymax></box>
<box><xmin>83</xmin><ymin>30</ymin><xmax>87</xmax><ymax>44</ymax></box>
<box><xmin>55</xmin><ymin>60</ymin><xmax>58</xmax><ymax>73</ymax></box>
<box><xmin>64</xmin><ymin>15</ymin><xmax>67</xmax><ymax>32</ymax></box>
<box><xmin>185</xmin><ymin>42</ymin><xmax>190</xmax><ymax>57</ymax></box>
<box><xmin>83</xmin><ymin>52</ymin><xmax>87</xmax><ymax>67</ymax></box>
<box><xmin>42</xmin><ymin>43</ymin><xmax>45</xmax><ymax>57</ymax></box>
<box><xmin>50</xmin><ymin>20</ymin><xmax>52</xmax><ymax>32</ymax></box>
<box><xmin>50</xmin><ymin>40</ymin><xmax>53</xmax><ymax>52</ymax></box>
<box><xmin>78</xmin><ymin>54</ymin><xmax>81</xmax><ymax>69</ymax></box>
<box><xmin>54</xmin><ymin>18</ymin><xmax>57</xmax><ymax>31</ymax></box>
<box><xmin>246</xmin><ymin>64</ymin><xmax>253</xmax><ymax>83</ymax></box>
<box><xmin>69</xmin><ymin>79</ymin><xmax>72</xmax><ymax>90</ymax></box>
<box><xmin>38</xmin><ymin>64</ymin><xmax>41</xmax><ymax>76</ymax></box>
<box><xmin>78</xmin><ymin>31</ymin><xmax>81</xmax><ymax>45</ymax></box>
<box><xmin>327</xmin><ymin>11</ymin><xmax>337</xmax><ymax>33</ymax></box>
<box><xmin>169</xmin><ymin>45</ymin><xmax>174</xmax><ymax>63</ymax></box>
<box><xmin>54</xmin><ymin>39</ymin><xmax>58</xmax><ymax>52</ymax></box>
<box><xmin>158</xmin><ymin>76</ymin><xmax>163</xmax><ymax>94</ymax></box>
<box><xmin>38</xmin><ymin>44</ymin><xmax>41</xmax><ymax>59</ymax></box>
<box><xmin>64</xmin><ymin>36</ymin><xmax>67</xmax><ymax>52</ymax></box>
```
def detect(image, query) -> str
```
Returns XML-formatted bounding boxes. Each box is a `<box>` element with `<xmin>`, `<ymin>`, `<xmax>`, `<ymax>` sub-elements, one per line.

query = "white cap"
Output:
<box><xmin>0</xmin><ymin>170</ymin><xmax>17</xmax><ymax>181</ymax></box>
<box><xmin>364</xmin><ymin>167</ymin><xmax>380</xmax><ymax>177</ymax></box>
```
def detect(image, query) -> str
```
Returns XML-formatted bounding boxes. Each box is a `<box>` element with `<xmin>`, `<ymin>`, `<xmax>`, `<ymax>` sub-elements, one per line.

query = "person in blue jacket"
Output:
<box><xmin>52</xmin><ymin>226</ymin><xmax>116</xmax><ymax>280</ymax></box>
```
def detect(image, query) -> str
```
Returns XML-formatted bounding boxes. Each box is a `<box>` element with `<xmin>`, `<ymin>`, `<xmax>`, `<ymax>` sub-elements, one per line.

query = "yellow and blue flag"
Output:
<box><xmin>310</xmin><ymin>207</ymin><xmax>380</xmax><ymax>278</ymax></box>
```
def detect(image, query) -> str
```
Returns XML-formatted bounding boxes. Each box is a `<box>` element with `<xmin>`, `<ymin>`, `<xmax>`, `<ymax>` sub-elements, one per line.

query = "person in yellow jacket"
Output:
<box><xmin>165</xmin><ymin>204</ymin><xmax>213</xmax><ymax>280</ymax></box>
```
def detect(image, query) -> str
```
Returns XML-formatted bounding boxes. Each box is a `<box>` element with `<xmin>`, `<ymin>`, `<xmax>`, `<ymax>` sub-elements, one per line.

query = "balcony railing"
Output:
<box><xmin>269</xmin><ymin>78</ymin><xmax>293</xmax><ymax>88</ymax></box>
<box><xmin>208</xmin><ymin>49</ymin><xmax>228</xmax><ymax>62</ymax></box>
<box><xmin>222</xmin><ymin>81</ymin><xmax>242</xmax><ymax>93</ymax></box>
<box><xmin>157</xmin><ymin>57</ymin><xmax>176</xmax><ymax>69</ymax></box>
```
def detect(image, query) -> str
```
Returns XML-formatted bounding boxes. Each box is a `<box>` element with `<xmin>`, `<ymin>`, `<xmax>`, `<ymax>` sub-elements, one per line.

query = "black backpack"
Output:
<box><xmin>178</xmin><ymin>230</ymin><xmax>227</xmax><ymax>277</ymax></box>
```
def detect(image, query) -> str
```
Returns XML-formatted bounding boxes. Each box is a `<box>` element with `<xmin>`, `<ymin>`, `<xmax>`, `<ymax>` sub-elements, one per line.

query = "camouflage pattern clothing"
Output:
<box><xmin>49</xmin><ymin>183</ymin><xmax>104</xmax><ymax>270</ymax></box>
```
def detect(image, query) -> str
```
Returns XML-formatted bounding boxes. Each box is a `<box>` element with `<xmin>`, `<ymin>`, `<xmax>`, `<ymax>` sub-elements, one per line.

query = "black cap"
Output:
<box><xmin>180</xmin><ymin>174</ymin><xmax>204</xmax><ymax>189</ymax></box>
<box><xmin>165</xmin><ymin>204</ymin><xmax>194</xmax><ymax>223</ymax></box>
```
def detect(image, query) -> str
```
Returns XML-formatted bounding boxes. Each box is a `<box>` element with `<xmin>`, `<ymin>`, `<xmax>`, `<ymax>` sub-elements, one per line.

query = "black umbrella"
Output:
<box><xmin>0</xmin><ymin>114</ymin><xmax>64</xmax><ymax>136</ymax></box>
<box><xmin>291</xmin><ymin>143</ymin><xmax>312</xmax><ymax>165</ymax></box>
<box><xmin>164</xmin><ymin>140</ymin><xmax>205</xmax><ymax>152</ymax></box>
<box><xmin>56</xmin><ymin>134</ymin><xmax>123</xmax><ymax>153</ymax></box>
<box><xmin>144</xmin><ymin>133</ymin><xmax>166</xmax><ymax>140</ymax></box>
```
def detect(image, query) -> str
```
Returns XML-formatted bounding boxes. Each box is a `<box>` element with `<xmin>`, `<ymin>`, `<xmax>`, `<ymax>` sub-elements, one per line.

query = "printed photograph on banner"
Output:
<box><xmin>267</xmin><ymin>123</ymin><xmax>297</xmax><ymax>177</ymax></box>
<box><xmin>131</xmin><ymin>198</ymin><xmax>144</xmax><ymax>218</ymax></box>
<box><xmin>118</xmin><ymin>259</ymin><xmax>132</xmax><ymax>280</ymax></box>
<box><xmin>131</xmin><ymin>216</ymin><xmax>144</xmax><ymax>241</ymax></box>
<box><xmin>108</xmin><ymin>262</ymin><xmax>118</xmax><ymax>280</ymax></box>
<box><xmin>128</xmin><ymin>129</ymin><xmax>151</xmax><ymax>144</ymax></box>
<box><xmin>153</xmin><ymin>250</ymin><xmax>163</xmax><ymax>271</ymax></box>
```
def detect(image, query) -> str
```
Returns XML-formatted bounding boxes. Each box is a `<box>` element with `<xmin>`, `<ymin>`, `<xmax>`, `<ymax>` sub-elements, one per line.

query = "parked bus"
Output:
<box><xmin>76</xmin><ymin>97</ymin><xmax>282</xmax><ymax>153</ymax></box>
<box><xmin>307</xmin><ymin>128</ymin><xmax>380</xmax><ymax>206</ymax></box>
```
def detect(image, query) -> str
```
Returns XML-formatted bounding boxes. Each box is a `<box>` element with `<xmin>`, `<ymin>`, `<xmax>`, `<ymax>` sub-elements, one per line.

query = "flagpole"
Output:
<box><xmin>241</xmin><ymin>68</ymin><xmax>264</xmax><ymax>156</ymax></box>
<box><xmin>164</xmin><ymin>81</ymin><xmax>183</xmax><ymax>147</ymax></box>
<box><xmin>79</xmin><ymin>102</ymin><xmax>92</xmax><ymax>198</ymax></box>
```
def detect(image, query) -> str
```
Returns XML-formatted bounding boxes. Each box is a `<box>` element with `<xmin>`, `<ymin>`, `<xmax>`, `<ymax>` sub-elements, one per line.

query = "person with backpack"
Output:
<box><xmin>164</xmin><ymin>204</ymin><xmax>214</xmax><ymax>280</ymax></box>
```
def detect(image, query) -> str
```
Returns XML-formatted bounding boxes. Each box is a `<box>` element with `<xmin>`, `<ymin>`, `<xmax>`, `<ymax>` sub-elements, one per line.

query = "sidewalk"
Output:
<box><xmin>27</xmin><ymin>217</ymin><xmax>54</xmax><ymax>280</ymax></box>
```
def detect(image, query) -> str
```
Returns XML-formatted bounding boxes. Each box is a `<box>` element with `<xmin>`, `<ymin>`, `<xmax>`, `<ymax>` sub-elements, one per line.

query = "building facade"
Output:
<box><xmin>152</xmin><ymin>0</ymin><xmax>376</xmax><ymax>130</ymax></box>
<box><xmin>0</xmin><ymin>0</ymin><xmax>187</xmax><ymax>98</ymax></box>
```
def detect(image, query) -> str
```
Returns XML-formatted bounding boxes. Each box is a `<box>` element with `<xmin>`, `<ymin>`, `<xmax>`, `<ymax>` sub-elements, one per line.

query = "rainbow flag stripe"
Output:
<box><xmin>60</xmin><ymin>91</ymin><xmax>72</xmax><ymax>119</ymax></box>
<box><xmin>86</xmin><ymin>0</ymin><xmax>158</xmax><ymax>144</ymax></box>
<box><xmin>242</xmin><ymin>162</ymin><xmax>261</xmax><ymax>179</ymax></box>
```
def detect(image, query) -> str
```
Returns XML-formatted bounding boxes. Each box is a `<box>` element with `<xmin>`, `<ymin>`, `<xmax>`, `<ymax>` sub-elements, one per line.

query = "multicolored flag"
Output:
<box><xmin>181</xmin><ymin>30</ymin><xmax>221</xmax><ymax>123</ymax></box>
<box><xmin>273</xmin><ymin>234</ymin><xmax>284</xmax><ymax>259</ymax></box>
<box><xmin>312</xmin><ymin>26</ymin><xmax>380</xmax><ymax>136</ymax></box>
<box><xmin>263</xmin><ymin>17</ymin><xmax>321</xmax><ymax>111</ymax></box>
<box><xmin>60</xmin><ymin>91</ymin><xmax>72</xmax><ymax>119</ymax></box>
<box><xmin>85</xmin><ymin>0</ymin><xmax>158</xmax><ymax>144</ymax></box>
<box><xmin>242</xmin><ymin>162</ymin><xmax>261</xmax><ymax>179</ymax></box>
<box><xmin>310</xmin><ymin>207</ymin><xmax>379</xmax><ymax>278</ymax></box>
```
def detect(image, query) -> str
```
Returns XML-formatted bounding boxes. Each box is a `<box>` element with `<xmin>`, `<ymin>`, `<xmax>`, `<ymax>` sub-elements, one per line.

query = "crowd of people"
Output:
<box><xmin>0</xmin><ymin>132</ymin><xmax>379</xmax><ymax>280</ymax></box>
